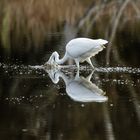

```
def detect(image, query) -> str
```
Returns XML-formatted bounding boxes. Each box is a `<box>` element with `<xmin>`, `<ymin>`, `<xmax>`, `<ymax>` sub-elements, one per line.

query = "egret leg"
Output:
<box><xmin>86</xmin><ymin>71</ymin><xmax>94</xmax><ymax>81</ymax></box>
<box><xmin>75</xmin><ymin>69</ymin><xmax>80</xmax><ymax>80</ymax></box>
<box><xmin>86</xmin><ymin>58</ymin><xmax>94</xmax><ymax>69</ymax></box>
<box><xmin>75</xmin><ymin>59</ymin><xmax>80</xmax><ymax>69</ymax></box>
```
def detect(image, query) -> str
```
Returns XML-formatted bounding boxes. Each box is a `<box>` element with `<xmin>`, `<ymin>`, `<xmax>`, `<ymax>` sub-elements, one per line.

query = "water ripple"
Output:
<box><xmin>0</xmin><ymin>63</ymin><xmax>140</xmax><ymax>75</ymax></box>
<box><xmin>95</xmin><ymin>67</ymin><xmax>140</xmax><ymax>74</ymax></box>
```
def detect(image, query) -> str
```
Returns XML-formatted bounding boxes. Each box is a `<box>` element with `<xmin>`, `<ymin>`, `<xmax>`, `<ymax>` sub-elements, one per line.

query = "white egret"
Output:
<box><xmin>45</xmin><ymin>38</ymin><xmax>108</xmax><ymax>69</ymax></box>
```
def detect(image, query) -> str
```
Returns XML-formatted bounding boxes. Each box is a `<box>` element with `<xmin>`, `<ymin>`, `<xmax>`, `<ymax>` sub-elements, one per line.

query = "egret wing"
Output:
<box><xmin>67</xmin><ymin>81</ymin><xmax>107</xmax><ymax>102</ymax></box>
<box><xmin>66</xmin><ymin>38</ymin><xmax>107</xmax><ymax>58</ymax></box>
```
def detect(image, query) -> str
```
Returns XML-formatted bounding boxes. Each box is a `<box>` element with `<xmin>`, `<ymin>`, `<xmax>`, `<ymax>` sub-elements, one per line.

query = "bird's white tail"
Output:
<box><xmin>98</xmin><ymin>39</ymin><xmax>108</xmax><ymax>45</ymax></box>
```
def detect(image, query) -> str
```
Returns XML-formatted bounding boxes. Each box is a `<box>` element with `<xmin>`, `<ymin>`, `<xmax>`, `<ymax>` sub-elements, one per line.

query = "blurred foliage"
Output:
<box><xmin>0</xmin><ymin>0</ymin><xmax>139</xmax><ymax>60</ymax></box>
<box><xmin>1</xmin><ymin>7</ymin><xmax>11</xmax><ymax>51</ymax></box>
<box><xmin>0</xmin><ymin>0</ymin><xmax>92</xmax><ymax>52</ymax></box>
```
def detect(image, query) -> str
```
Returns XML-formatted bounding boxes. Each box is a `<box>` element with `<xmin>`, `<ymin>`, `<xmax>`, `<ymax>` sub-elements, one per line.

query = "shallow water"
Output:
<box><xmin>0</xmin><ymin>62</ymin><xmax>140</xmax><ymax>140</ymax></box>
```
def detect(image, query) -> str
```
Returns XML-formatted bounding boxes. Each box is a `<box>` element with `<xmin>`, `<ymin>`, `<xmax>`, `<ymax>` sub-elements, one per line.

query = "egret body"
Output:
<box><xmin>46</xmin><ymin>38</ymin><xmax>108</xmax><ymax>69</ymax></box>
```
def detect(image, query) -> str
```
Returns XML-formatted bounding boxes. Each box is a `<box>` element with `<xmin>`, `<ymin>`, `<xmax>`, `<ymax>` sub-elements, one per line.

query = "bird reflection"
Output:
<box><xmin>46</xmin><ymin>68</ymin><xmax>108</xmax><ymax>103</ymax></box>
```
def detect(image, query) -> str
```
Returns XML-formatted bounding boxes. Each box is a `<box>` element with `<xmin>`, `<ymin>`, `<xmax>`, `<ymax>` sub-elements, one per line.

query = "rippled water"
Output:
<box><xmin>0</xmin><ymin>61</ymin><xmax>140</xmax><ymax>140</ymax></box>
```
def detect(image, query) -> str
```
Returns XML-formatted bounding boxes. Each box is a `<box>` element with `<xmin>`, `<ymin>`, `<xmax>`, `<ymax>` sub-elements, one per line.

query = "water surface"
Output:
<box><xmin>0</xmin><ymin>62</ymin><xmax>140</xmax><ymax>140</ymax></box>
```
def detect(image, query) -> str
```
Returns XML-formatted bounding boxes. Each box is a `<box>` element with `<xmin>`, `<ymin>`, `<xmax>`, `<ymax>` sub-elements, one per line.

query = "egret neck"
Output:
<box><xmin>53</xmin><ymin>51</ymin><xmax>69</xmax><ymax>65</ymax></box>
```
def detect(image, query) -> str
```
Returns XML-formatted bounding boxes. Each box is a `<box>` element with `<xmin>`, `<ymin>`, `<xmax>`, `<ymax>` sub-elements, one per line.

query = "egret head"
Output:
<box><xmin>47</xmin><ymin>51</ymin><xmax>59</xmax><ymax>65</ymax></box>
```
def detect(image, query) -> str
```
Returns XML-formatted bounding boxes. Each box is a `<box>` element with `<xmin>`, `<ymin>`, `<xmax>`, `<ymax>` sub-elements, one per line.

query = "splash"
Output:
<box><xmin>1</xmin><ymin>63</ymin><xmax>140</xmax><ymax>75</ymax></box>
<box><xmin>95</xmin><ymin>67</ymin><xmax>140</xmax><ymax>74</ymax></box>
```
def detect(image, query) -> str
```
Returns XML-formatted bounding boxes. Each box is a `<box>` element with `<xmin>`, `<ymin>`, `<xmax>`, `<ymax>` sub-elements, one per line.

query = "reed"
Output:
<box><xmin>0</xmin><ymin>0</ymin><xmax>139</xmax><ymax>53</ymax></box>
<box><xmin>78</xmin><ymin>0</ymin><xmax>140</xmax><ymax>36</ymax></box>
<box><xmin>0</xmin><ymin>0</ymin><xmax>91</xmax><ymax>51</ymax></box>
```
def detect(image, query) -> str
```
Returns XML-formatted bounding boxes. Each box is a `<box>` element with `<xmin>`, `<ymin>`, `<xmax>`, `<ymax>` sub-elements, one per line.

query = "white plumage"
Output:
<box><xmin>46</xmin><ymin>69</ymin><xmax>108</xmax><ymax>103</ymax></box>
<box><xmin>46</xmin><ymin>38</ymin><xmax>108</xmax><ymax>69</ymax></box>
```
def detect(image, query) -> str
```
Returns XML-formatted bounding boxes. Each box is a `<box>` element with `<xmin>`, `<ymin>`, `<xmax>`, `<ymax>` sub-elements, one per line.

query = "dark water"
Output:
<box><xmin>0</xmin><ymin>59</ymin><xmax>140</xmax><ymax>140</ymax></box>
